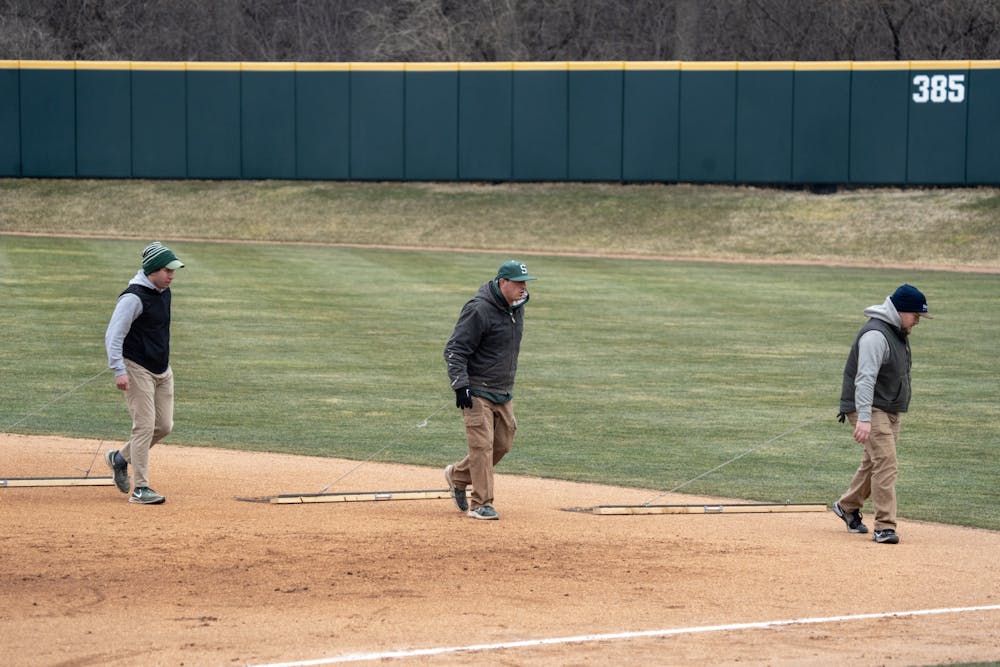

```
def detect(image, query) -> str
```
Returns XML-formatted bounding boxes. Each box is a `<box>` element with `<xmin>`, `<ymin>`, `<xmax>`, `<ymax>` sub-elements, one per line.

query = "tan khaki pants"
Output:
<box><xmin>120</xmin><ymin>359</ymin><xmax>174</xmax><ymax>488</ymax></box>
<box><xmin>449</xmin><ymin>397</ymin><xmax>517</xmax><ymax>510</ymax></box>
<box><xmin>839</xmin><ymin>409</ymin><xmax>900</xmax><ymax>531</ymax></box>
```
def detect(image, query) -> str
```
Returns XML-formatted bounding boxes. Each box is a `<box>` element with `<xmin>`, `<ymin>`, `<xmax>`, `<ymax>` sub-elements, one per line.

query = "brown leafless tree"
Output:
<box><xmin>1</xmin><ymin>0</ymin><xmax>998</xmax><ymax>62</ymax></box>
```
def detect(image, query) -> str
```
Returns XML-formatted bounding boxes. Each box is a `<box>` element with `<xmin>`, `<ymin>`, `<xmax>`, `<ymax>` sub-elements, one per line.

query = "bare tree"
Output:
<box><xmin>356</xmin><ymin>0</ymin><xmax>466</xmax><ymax>61</ymax></box>
<box><xmin>0</xmin><ymin>7</ymin><xmax>64</xmax><ymax>59</ymax></box>
<box><xmin>673</xmin><ymin>0</ymin><xmax>701</xmax><ymax>60</ymax></box>
<box><xmin>1</xmin><ymin>0</ymin><xmax>999</xmax><ymax>62</ymax></box>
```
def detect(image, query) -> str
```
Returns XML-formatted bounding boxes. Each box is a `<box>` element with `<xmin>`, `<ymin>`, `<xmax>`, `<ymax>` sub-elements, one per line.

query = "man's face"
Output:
<box><xmin>148</xmin><ymin>268</ymin><xmax>175</xmax><ymax>290</ymax></box>
<box><xmin>900</xmin><ymin>311</ymin><xmax>921</xmax><ymax>335</ymax></box>
<box><xmin>498</xmin><ymin>278</ymin><xmax>528</xmax><ymax>306</ymax></box>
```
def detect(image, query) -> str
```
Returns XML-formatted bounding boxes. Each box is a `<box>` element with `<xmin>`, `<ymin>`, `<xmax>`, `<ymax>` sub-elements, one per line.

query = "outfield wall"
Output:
<box><xmin>1</xmin><ymin>60</ymin><xmax>999</xmax><ymax>184</ymax></box>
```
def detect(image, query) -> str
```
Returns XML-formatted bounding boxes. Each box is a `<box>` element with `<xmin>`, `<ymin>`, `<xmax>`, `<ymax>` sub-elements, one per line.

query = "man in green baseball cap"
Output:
<box><xmin>443</xmin><ymin>260</ymin><xmax>537</xmax><ymax>520</ymax></box>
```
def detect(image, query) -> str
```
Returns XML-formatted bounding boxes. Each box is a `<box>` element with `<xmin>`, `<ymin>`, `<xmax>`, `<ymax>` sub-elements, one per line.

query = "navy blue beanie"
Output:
<box><xmin>890</xmin><ymin>284</ymin><xmax>932</xmax><ymax>318</ymax></box>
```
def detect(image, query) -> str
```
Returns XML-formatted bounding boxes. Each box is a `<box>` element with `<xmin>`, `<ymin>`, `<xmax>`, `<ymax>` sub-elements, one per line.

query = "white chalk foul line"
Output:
<box><xmin>249</xmin><ymin>604</ymin><xmax>1000</xmax><ymax>667</ymax></box>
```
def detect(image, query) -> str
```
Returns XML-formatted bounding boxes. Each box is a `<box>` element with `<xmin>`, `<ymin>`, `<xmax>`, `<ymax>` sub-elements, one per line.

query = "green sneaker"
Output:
<box><xmin>129</xmin><ymin>486</ymin><xmax>165</xmax><ymax>505</ymax></box>
<box><xmin>104</xmin><ymin>450</ymin><xmax>130</xmax><ymax>494</ymax></box>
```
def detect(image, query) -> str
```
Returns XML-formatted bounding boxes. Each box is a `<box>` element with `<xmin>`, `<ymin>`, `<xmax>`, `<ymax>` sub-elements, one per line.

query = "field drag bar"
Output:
<box><xmin>236</xmin><ymin>488</ymin><xmax>466</xmax><ymax>505</ymax></box>
<box><xmin>563</xmin><ymin>502</ymin><xmax>828</xmax><ymax>515</ymax></box>
<box><xmin>1</xmin><ymin>476</ymin><xmax>115</xmax><ymax>487</ymax></box>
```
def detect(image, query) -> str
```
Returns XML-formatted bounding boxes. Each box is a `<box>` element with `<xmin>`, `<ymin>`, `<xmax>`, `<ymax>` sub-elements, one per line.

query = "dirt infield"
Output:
<box><xmin>2</xmin><ymin>434</ymin><xmax>998</xmax><ymax>667</ymax></box>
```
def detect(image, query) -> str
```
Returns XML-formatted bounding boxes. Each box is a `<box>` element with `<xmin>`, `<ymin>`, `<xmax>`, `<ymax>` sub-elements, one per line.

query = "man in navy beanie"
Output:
<box><xmin>833</xmin><ymin>284</ymin><xmax>932</xmax><ymax>544</ymax></box>
<box><xmin>103</xmin><ymin>242</ymin><xmax>184</xmax><ymax>505</ymax></box>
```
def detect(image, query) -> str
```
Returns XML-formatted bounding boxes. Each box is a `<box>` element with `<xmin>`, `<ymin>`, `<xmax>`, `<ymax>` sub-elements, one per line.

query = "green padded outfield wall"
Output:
<box><xmin>679</xmin><ymin>63</ymin><xmax>736</xmax><ymax>183</ymax></box>
<box><xmin>350</xmin><ymin>63</ymin><xmax>404</xmax><ymax>180</ymax></box>
<box><xmin>792</xmin><ymin>64</ymin><xmax>851</xmax><ymax>183</ymax></box>
<box><xmin>964</xmin><ymin>64</ymin><xmax>1000</xmax><ymax>184</ymax></box>
<box><xmin>0</xmin><ymin>64</ymin><xmax>18</xmax><ymax>175</ymax></box>
<box><xmin>458</xmin><ymin>64</ymin><xmax>511</xmax><ymax>181</ymax></box>
<box><xmin>1</xmin><ymin>59</ymin><xmax>999</xmax><ymax>184</ymax></box>
<box><xmin>622</xmin><ymin>64</ymin><xmax>680</xmax><ymax>182</ymax></box>
<box><xmin>295</xmin><ymin>65</ymin><xmax>350</xmax><ymax>180</ymax></box>
<box><xmin>76</xmin><ymin>63</ymin><xmax>131</xmax><ymax>177</ymax></box>
<box><xmin>513</xmin><ymin>64</ymin><xmax>568</xmax><ymax>180</ymax></box>
<box><xmin>569</xmin><ymin>63</ymin><xmax>623</xmax><ymax>181</ymax></box>
<box><xmin>132</xmin><ymin>63</ymin><xmax>186</xmax><ymax>178</ymax></box>
<box><xmin>405</xmin><ymin>64</ymin><xmax>458</xmax><ymax>180</ymax></box>
<box><xmin>737</xmin><ymin>63</ymin><xmax>794</xmax><ymax>183</ymax></box>
<box><xmin>906</xmin><ymin>61</ymin><xmax>968</xmax><ymax>184</ymax></box>
<box><xmin>243</xmin><ymin>63</ymin><xmax>296</xmax><ymax>180</ymax></box>
<box><xmin>850</xmin><ymin>63</ymin><xmax>911</xmax><ymax>184</ymax></box>
<box><xmin>18</xmin><ymin>62</ymin><xmax>75</xmax><ymax>177</ymax></box>
<box><xmin>187</xmin><ymin>63</ymin><xmax>242</xmax><ymax>179</ymax></box>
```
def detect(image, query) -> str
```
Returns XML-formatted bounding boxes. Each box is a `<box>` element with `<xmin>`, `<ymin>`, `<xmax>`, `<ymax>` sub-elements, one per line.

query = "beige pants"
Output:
<box><xmin>120</xmin><ymin>359</ymin><xmax>174</xmax><ymax>489</ymax></box>
<box><xmin>449</xmin><ymin>396</ymin><xmax>517</xmax><ymax>510</ymax></box>
<box><xmin>839</xmin><ymin>408</ymin><xmax>900</xmax><ymax>531</ymax></box>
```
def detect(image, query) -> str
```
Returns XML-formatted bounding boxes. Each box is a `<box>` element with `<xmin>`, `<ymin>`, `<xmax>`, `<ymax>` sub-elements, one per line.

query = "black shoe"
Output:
<box><xmin>444</xmin><ymin>465</ymin><xmax>468</xmax><ymax>512</ymax></box>
<box><xmin>104</xmin><ymin>450</ymin><xmax>130</xmax><ymax>494</ymax></box>
<box><xmin>873</xmin><ymin>529</ymin><xmax>900</xmax><ymax>544</ymax></box>
<box><xmin>832</xmin><ymin>501</ymin><xmax>869</xmax><ymax>533</ymax></box>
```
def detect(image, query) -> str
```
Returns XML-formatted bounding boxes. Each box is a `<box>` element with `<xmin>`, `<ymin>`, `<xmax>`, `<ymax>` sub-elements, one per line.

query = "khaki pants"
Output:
<box><xmin>449</xmin><ymin>396</ymin><xmax>517</xmax><ymax>510</ymax></box>
<box><xmin>120</xmin><ymin>359</ymin><xmax>174</xmax><ymax>489</ymax></box>
<box><xmin>839</xmin><ymin>409</ymin><xmax>900</xmax><ymax>531</ymax></box>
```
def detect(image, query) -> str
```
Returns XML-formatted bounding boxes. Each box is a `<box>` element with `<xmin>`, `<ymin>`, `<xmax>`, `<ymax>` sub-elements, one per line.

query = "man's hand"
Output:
<box><xmin>853</xmin><ymin>420</ymin><xmax>871</xmax><ymax>444</ymax></box>
<box><xmin>455</xmin><ymin>387</ymin><xmax>473</xmax><ymax>410</ymax></box>
<box><xmin>115</xmin><ymin>374</ymin><xmax>130</xmax><ymax>391</ymax></box>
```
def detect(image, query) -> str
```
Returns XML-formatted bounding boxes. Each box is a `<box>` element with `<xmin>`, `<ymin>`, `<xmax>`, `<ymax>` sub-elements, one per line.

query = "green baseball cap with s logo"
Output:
<box><xmin>496</xmin><ymin>260</ymin><xmax>537</xmax><ymax>282</ymax></box>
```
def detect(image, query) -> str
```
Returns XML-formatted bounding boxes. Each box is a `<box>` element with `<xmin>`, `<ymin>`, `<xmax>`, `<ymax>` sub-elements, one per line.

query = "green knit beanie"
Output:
<box><xmin>142</xmin><ymin>242</ymin><xmax>184</xmax><ymax>275</ymax></box>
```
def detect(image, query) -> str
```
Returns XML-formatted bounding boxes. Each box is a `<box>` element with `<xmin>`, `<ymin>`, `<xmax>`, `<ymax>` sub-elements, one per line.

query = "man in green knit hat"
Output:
<box><xmin>103</xmin><ymin>242</ymin><xmax>184</xmax><ymax>505</ymax></box>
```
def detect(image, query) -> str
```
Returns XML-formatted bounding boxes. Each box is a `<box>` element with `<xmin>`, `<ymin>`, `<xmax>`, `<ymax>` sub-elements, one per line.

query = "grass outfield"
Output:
<box><xmin>1</xmin><ymin>180</ymin><xmax>998</xmax><ymax>531</ymax></box>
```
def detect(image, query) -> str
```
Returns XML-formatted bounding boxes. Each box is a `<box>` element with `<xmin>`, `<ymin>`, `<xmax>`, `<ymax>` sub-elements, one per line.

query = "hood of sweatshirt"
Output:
<box><xmin>128</xmin><ymin>269</ymin><xmax>163</xmax><ymax>292</ymax></box>
<box><xmin>863</xmin><ymin>295</ymin><xmax>902</xmax><ymax>329</ymax></box>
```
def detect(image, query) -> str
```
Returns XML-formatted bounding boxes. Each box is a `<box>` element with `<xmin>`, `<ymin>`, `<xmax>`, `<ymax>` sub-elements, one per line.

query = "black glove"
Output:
<box><xmin>455</xmin><ymin>387</ymin><xmax>473</xmax><ymax>410</ymax></box>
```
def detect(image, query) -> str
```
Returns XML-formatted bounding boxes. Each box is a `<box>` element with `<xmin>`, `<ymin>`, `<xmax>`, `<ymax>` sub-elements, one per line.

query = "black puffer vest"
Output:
<box><xmin>121</xmin><ymin>284</ymin><xmax>172</xmax><ymax>374</ymax></box>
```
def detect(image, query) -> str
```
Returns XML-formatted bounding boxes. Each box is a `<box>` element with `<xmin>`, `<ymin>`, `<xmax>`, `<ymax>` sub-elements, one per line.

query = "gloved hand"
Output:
<box><xmin>455</xmin><ymin>387</ymin><xmax>473</xmax><ymax>410</ymax></box>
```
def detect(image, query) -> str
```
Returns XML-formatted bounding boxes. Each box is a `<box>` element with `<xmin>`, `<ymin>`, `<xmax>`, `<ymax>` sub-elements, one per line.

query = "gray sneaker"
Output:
<box><xmin>444</xmin><ymin>465</ymin><xmax>468</xmax><ymax>512</ymax></box>
<box><xmin>104</xmin><ymin>450</ymin><xmax>130</xmax><ymax>494</ymax></box>
<box><xmin>467</xmin><ymin>504</ymin><xmax>499</xmax><ymax>520</ymax></box>
<box><xmin>832</xmin><ymin>501</ymin><xmax>868</xmax><ymax>533</ymax></box>
<box><xmin>873</xmin><ymin>529</ymin><xmax>900</xmax><ymax>544</ymax></box>
<box><xmin>129</xmin><ymin>486</ymin><xmax>165</xmax><ymax>505</ymax></box>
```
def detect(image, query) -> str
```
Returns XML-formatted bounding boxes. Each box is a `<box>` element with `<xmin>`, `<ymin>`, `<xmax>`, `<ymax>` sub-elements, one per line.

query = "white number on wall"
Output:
<box><xmin>912</xmin><ymin>74</ymin><xmax>966</xmax><ymax>103</ymax></box>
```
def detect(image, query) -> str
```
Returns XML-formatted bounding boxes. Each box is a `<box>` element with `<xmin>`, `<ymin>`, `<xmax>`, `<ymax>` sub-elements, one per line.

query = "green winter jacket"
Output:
<box><xmin>444</xmin><ymin>280</ymin><xmax>528</xmax><ymax>403</ymax></box>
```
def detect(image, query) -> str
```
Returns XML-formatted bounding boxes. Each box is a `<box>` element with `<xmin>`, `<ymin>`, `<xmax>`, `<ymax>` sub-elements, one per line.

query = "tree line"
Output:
<box><xmin>2</xmin><ymin>0</ymin><xmax>999</xmax><ymax>62</ymax></box>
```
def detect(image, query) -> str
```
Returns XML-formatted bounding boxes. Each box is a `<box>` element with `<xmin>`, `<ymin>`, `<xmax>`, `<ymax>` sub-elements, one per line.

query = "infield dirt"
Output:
<box><xmin>1</xmin><ymin>433</ymin><xmax>998</xmax><ymax>666</ymax></box>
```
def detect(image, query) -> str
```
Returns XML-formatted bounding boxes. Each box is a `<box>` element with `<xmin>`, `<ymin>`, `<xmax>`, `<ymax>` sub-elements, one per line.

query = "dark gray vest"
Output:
<box><xmin>840</xmin><ymin>318</ymin><xmax>911</xmax><ymax>415</ymax></box>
